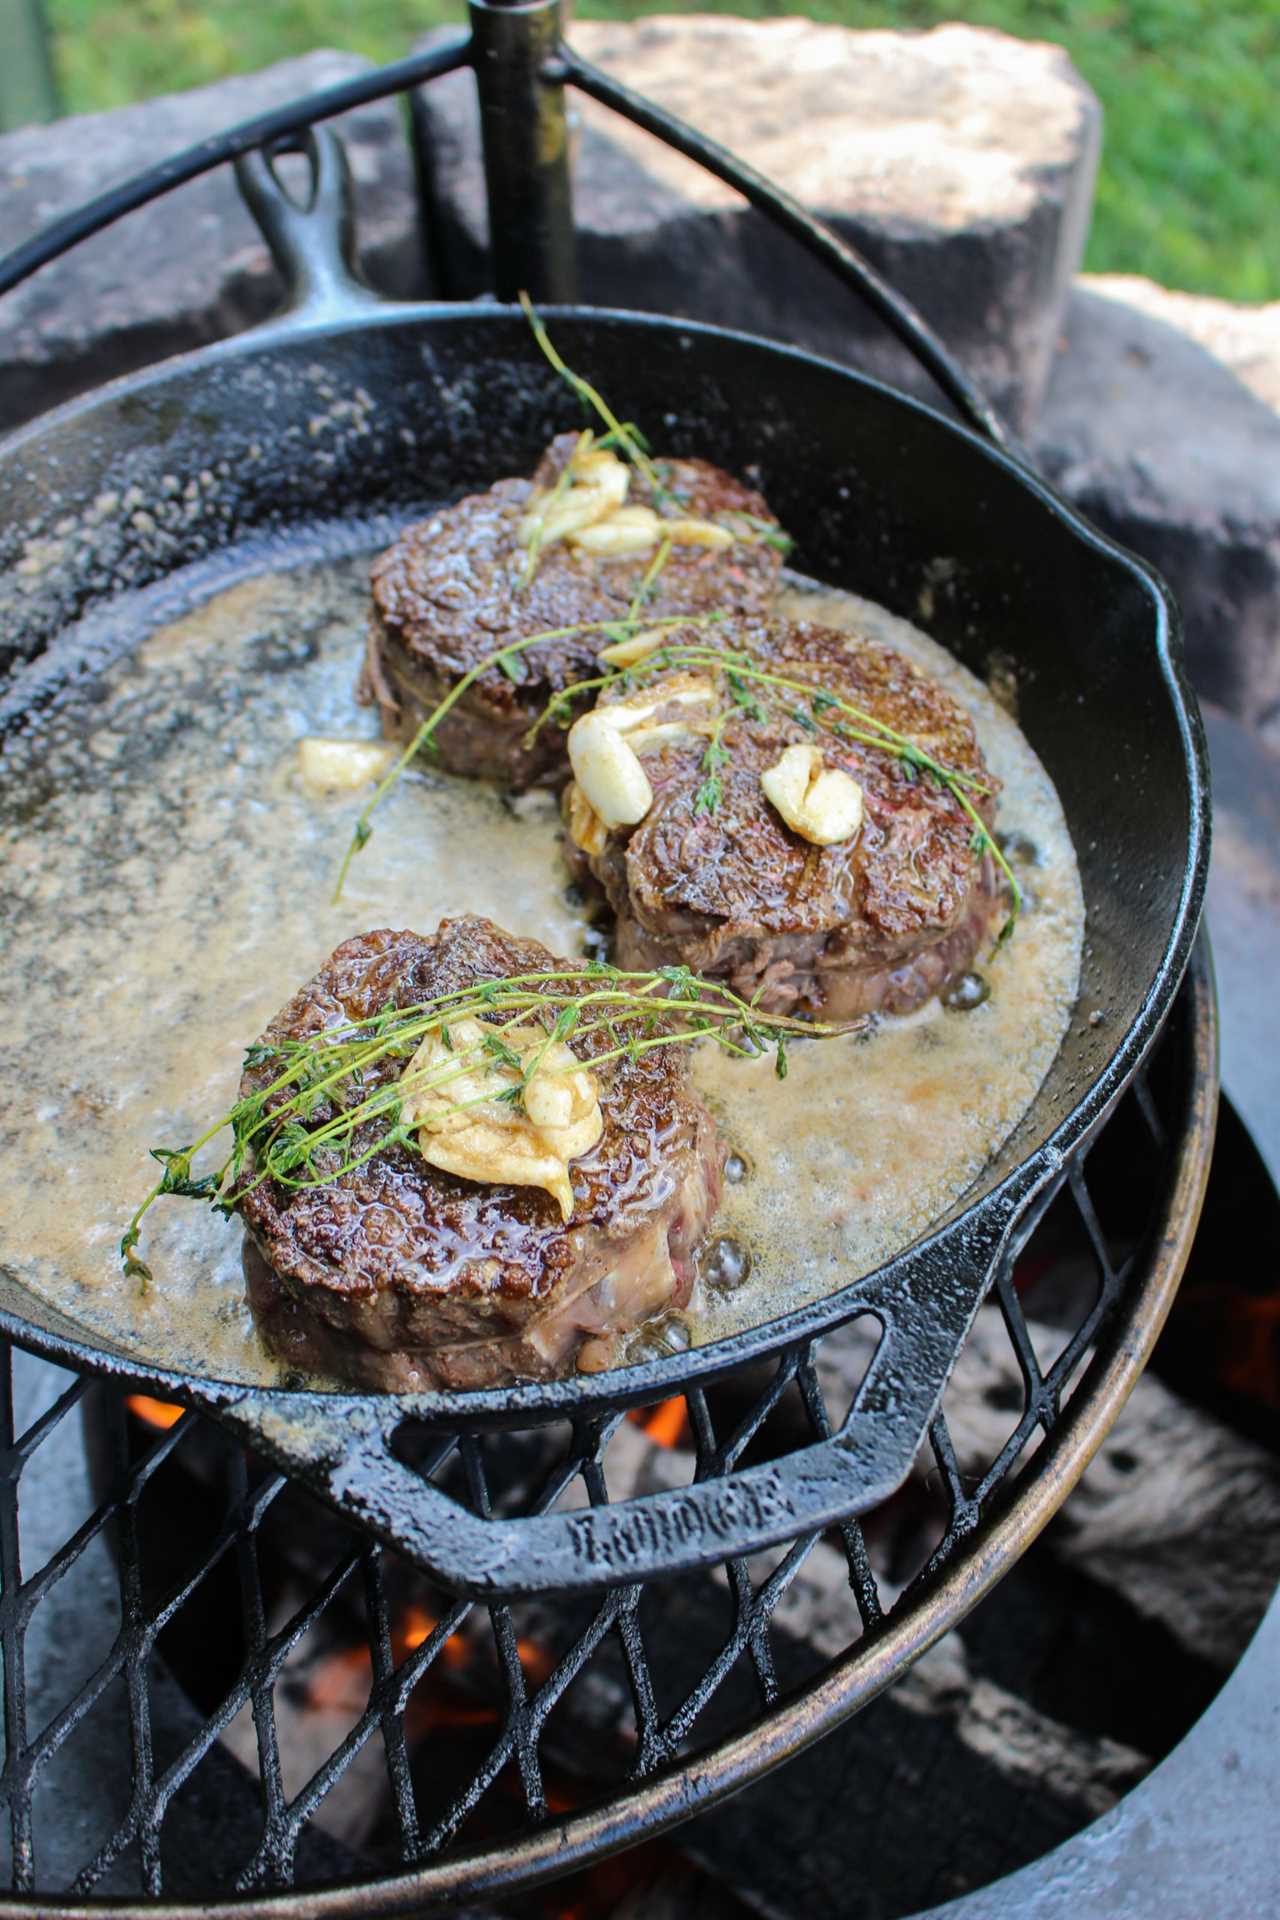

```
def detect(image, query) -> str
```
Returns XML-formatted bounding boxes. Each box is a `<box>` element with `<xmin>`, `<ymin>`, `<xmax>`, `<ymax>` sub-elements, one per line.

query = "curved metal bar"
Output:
<box><xmin>221</xmin><ymin>1157</ymin><xmax>1059</xmax><ymax>1599</ymax></box>
<box><xmin>0</xmin><ymin>20</ymin><xmax>1009</xmax><ymax>446</ymax></box>
<box><xmin>0</xmin><ymin>37</ymin><xmax>471</xmax><ymax>302</ymax></box>
<box><xmin>559</xmin><ymin>47</ymin><xmax>1010</xmax><ymax>449</ymax></box>
<box><xmin>0</xmin><ymin>946</ymin><xmax>1217</xmax><ymax>1920</ymax></box>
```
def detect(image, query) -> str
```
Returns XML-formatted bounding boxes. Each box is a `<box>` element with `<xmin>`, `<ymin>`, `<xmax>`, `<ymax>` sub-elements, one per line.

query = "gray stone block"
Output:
<box><xmin>413</xmin><ymin>17</ymin><xmax>1100</xmax><ymax>432</ymax></box>
<box><xmin>1033</xmin><ymin>284</ymin><xmax>1280</xmax><ymax>732</ymax></box>
<box><xmin>1083</xmin><ymin>274</ymin><xmax>1280</xmax><ymax>415</ymax></box>
<box><xmin>0</xmin><ymin>51</ymin><xmax>424</xmax><ymax>434</ymax></box>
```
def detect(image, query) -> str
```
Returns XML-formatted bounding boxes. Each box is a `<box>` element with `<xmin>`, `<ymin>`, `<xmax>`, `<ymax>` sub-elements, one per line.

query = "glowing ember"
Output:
<box><xmin>306</xmin><ymin>1644</ymin><xmax>370</xmax><ymax>1715</ymax></box>
<box><xmin>518</xmin><ymin>1637</ymin><xmax>554</xmax><ymax>1685</ymax></box>
<box><xmin>1217</xmin><ymin>1291</ymin><xmax>1280</xmax><ymax>1409</ymax></box>
<box><xmin>395</xmin><ymin>1604</ymin><xmax>469</xmax><ymax>1668</ymax></box>
<box><xmin>125</xmin><ymin>1394</ymin><xmax>185</xmax><ymax>1430</ymax></box>
<box><xmin>627</xmin><ymin>1396</ymin><xmax>689</xmax><ymax>1449</ymax></box>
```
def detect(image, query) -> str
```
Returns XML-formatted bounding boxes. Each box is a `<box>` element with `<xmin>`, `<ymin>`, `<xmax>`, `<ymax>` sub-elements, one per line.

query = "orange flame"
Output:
<box><xmin>304</xmin><ymin>1605</ymin><xmax>556</xmax><ymax>1731</ymax></box>
<box><xmin>125</xmin><ymin>1395</ymin><xmax>184</xmax><ymax>1430</ymax></box>
<box><xmin>398</xmin><ymin>1606</ymin><xmax>550</xmax><ymax>1684</ymax></box>
<box><xmin>627</xmin><ymin>1396</ymin><xmax>688</xmax><ymax>1449</ymax></box>
<box><xmin>518</xmin><ymin>1636</ymin><xmax>554</xmax><ymax>1685</ymax></box>
<box><xmin>396</xmin><ymin>1604</ymin><xmax>469</xmax><ymax>1668</ymax></box>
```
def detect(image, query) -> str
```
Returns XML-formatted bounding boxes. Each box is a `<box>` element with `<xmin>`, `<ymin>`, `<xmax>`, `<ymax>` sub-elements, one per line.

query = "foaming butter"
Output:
<box><xmin>0</xmin><ymin>554</ymin><xmax>1082</xmax><ymax>1388</ymax></box>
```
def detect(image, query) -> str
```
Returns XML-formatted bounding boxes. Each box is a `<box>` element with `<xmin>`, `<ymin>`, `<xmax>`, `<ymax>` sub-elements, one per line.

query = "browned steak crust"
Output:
<box><xmin>566</xmin><ymin>620</ymin><xmax>1001</xmax><ymax>1020</ymax></box>
<box><xmin>364</xmin><ymin>435</ymin><xmax>782</xmax><ymax>789</ymax></box>
<box><xmin>237</xmin><ymin>916</ymin><xmax>723</xmax><ymax>1390</ymax></box>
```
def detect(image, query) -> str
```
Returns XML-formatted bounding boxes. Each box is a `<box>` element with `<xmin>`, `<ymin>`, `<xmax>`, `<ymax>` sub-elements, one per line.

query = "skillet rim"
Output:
<box><xmin>0</xmin><ymin>301</ymin><xmax>1212</xmax><ymax>1420</ymax></box>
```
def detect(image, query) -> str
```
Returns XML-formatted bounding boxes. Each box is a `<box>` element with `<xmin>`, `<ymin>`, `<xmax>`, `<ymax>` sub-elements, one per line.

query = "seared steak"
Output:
<box><xmin>237</xmin><ymin>916</ymin><xmax>723</xmax><ymax>1390</ymax></box>
<box><xmin>363</xmin><ymin>434</ymin><xmax>782</xmax><ymax>789</ymax></box>
<box><xmin>564</xmin><ymin>620</ymin><xmax>1001</xmax><ymax>1020</ymax></box>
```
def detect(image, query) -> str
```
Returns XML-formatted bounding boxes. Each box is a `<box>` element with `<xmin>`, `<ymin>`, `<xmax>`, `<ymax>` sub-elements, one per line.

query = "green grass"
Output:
<box><xmin>45</xmin><ymin>0</ymin><xmax>1280</xmax><ymax>301</ymax></box>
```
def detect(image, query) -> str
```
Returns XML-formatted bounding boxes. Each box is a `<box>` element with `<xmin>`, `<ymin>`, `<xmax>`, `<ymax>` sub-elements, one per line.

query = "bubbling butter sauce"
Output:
<box><xmin>0</xmin><ymin>552</ymin><xmax>1082</xmax><ymax>1389</ymax></box>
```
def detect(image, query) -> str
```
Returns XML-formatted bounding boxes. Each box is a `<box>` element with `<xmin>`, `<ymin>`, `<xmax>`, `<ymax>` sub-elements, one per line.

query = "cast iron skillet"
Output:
<box><xmin>0</xmin><ymin>132</ymin><xmax>1209</xmax><ymax>1597</ymax></box>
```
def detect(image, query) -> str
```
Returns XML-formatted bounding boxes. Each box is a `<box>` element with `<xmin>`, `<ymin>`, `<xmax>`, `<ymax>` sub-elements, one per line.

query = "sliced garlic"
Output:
<box><xmin>598</xmin><ymin>625</ymin><xmax>667</xmax><ymax>669</ymax></box>
<box><xmin>565</xmin><ymin>779</ymin><xmax>610</xmax><ymax>856</ymax></box>
<box><xmin>663</xmin><ymin>516</ymin><xmax>735</xmax><ymax>550</ymax></box>
<box><xmin>517</xmin><ymin>437</ymin><xmax>743</xmax><ymax>566</ymax></box>
<box><xmin>296</xmin><ymin>737</ymin><xmax>395</xmax><ymax>794</ymax></box>
<box><xmin>761</xmin><ymin>743</ymin><xmax>864</xmax><ymax>847</ymax></box>
<box><xmin>583</xmin><ymin>505</ymin><xmax>660</xmax><ymax>536</ymax></box>
<box><xmin>567</xmin><ymin>710</ymin><xmax>654</xmax><ymax>829</ymax></box>
<box><xmin>399</xmin><ymin>1016</ymin><xmax>602</xmax><ymax>1221</ymax></box>
<box><xmin>518</xmin><ymin>443</ymin><xmax>631</xmax><ymax>550</ymax></box>
<box><xmin>565</xmin><ymin>676</ymin><xmax>719</xmax><ymax>837</ymax></box>
<box><xmin>569</xmin><ymin>512</ymin><xmax>661</xmax><ymax>557</ymax></box>
<box><xmin>571</xmin><ymin>444</ymin><xmax>624</xmax><ymax>477</ymax></box>
<box><xmin>603</xmin><ymin>672</ymin><xmax>719</xmax><ymax>750</ymax></box>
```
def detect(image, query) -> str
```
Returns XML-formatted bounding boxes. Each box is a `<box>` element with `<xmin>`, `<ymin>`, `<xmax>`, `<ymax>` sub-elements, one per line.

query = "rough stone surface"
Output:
<box><xmin>0</xmin><ymin>52</ymin><xmax>424</xmax><ymax>435</ymax></box>
<box><xmin>1084</xmin><ymin>275</ymin><xmax>1280</xmax><ymax>415</ymax></box>
<box><xmin>413</xmin><ymin>16</ymin><xmax>1101</xmax><ymax>431</ymax></box>
<box><xmin>1033</xmin><ymin>282</ymin><xmax>1280</xmax><ymax>730</ymax></box>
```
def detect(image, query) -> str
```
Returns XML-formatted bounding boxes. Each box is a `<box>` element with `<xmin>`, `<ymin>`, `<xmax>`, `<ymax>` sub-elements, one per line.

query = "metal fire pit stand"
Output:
<box><xmin>0</xmin><ymin>956</ymin><xmax>1217</xmax><ymax>1912</ymax></box>
<box><xmin>0</xmin><ymin>3</ymin><xmax>1225</xmax><ymax>1908</ymax></box>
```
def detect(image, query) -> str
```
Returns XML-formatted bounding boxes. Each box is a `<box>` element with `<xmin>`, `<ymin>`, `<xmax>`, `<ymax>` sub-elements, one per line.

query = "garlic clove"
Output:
<box><xmin>519</xmin><ymin>448</ymin><xmax>631</xmax><ymax>549</ymax></box>
<box><xmin>604</xmin><ymin>674</ymin><xmax>719</xmax><ymax>750</ymax></box>
<box><xmin>565</xmin><ymin>780</ymin><xmax>610</xmax><ymax>855</ymax></box>
<box><xmin>600</xmin><ymin>505</ymin><xmax>661</xmax><ymax>532</ymax></box>
<box><xmin>569</xmin><ymin>517</ymin><xmax>660</xmax><ymax>557</ymax></box>
<box><xmin>598</xmin><ymin>625</ymin><xmax>667</xmax><ymax>669</ymax></box>
<box><xmin>662</xmin><ymin>516</ymin><xmax>735</xmax><ymax>550</ymax></box>
<box><xmin>567</xmin><ymin>710</ymin><xmax>654</xmax><ymax>829</ymax></box>
<box><xmin>297</xmin><ymin>737</ymin><xmax>395</xmax><ymax>793</ymax></box>
<box><xmin>538</xmin><ymin>488</ymin><xmax>617</xmax><ymax>545</ymax></box>
<box><xmin>761</xmin><ymin>743</ymin><xmax>864</xmax><ymax>846</ymax></box>
<box><xmin>523</xmin><ymin>1070</ymin><xmax>574</xmax><ymax>1131</ymax></box>
<box><xmin>400</xmin><ymin>1016</ymin><xmax>603</xmax><ymax>1221</ymax></box>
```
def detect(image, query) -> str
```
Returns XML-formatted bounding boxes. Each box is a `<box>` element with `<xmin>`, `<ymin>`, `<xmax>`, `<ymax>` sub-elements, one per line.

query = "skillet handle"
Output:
<box><xmin>234</xmin><ymin>126</ymin><xmax>389</xmax><ymax>329</ymax></box>
<box><xmin>217</xmin><ymin>1159</ymin><xmax>1061</xmax><ymax>1601</ymax></box>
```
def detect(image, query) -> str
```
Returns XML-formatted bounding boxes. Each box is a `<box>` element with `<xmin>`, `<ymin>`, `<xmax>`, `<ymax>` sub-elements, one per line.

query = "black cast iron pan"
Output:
<box><xmin>0</xmin><ymin>131</ymin><xmax>1210</xmax><ymax>1597</ymax></box>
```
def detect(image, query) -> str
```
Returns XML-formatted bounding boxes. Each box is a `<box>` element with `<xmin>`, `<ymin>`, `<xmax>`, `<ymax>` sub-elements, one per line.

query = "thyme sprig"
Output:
<box><xmin>121</xmin><ymin>963</ymin><xmax>854</xmax><ymax>1289</ymax></box>
<box><xmin>518</xmin><ymin>424</ymin><xmax>659</xmax><ymax>593</ymax></box>
<box><xmin>533</xmin><ymin>641</ymin><xmax>1022</xmax><ymax>948</ymax></box>
<box><xmin>520</xmin><ymin>291</ymin><xmax>664</xmax><ymax>495</ymax></box>
<box><xmin>518</xmin><ymin>296</ymin><xmax>794</xmax><ymax>556</ymax></box>
<box><xmin>694</xmin><ymin>711</ymin><xmax>731</xmax><ymax>815</ymax></box>
<box><xmin>332</xmin><ymin>614</ymin><xmax>709</xmax><ymax>902</ymax></box>
<box><xmin>627</xmin><ymin>535</ymin><xmax>673</xmax><ymax>625</ymax></box>
<box><xmin>517</xmin><ymin>432</ymin><xmax>583</xmax><ymax>593</ymax></box>
<box><xmin>723</xmin><ymin>511</ymin><xmax>795</xmax><ymax>556</ymax></box>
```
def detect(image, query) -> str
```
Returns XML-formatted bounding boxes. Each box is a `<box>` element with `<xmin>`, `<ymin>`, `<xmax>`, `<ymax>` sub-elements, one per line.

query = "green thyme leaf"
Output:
<box><xmin>553</xmin><ymin>1004</ymin><xmax>581</xmax><ymax>1042</ymax></box>
<box><xmin>481</xmin><ymin>1031</ymin><xmax>524</xmax><ymax>1072</ymax></box>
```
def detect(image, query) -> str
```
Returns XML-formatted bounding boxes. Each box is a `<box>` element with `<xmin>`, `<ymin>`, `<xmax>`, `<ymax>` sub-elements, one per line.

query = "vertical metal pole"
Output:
<box><xmin>469</xmin><ymin>0</ymin><xmax>577</xmax><ymax>304</ymax></box>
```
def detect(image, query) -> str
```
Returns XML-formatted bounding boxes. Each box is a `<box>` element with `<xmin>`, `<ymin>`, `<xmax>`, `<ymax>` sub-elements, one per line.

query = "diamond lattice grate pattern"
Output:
<box><xmin>0</xmin><ymin>1027</ymin><xmax>1181</xmax><ymax>1902</ymax></box>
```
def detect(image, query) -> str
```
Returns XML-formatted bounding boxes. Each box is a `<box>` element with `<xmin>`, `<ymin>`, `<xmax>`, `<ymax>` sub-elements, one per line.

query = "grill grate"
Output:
<box><xmin>0</xmin><ymin>958</ymin><xmax>1213</xmax><ymax>1909</ymax></box>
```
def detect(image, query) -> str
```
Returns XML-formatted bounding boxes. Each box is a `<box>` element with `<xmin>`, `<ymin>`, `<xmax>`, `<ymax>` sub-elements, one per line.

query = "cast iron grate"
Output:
<box><xmin>0</xmin><ymin>970</ymin><xmax>1205</xmax><ymax>1904</ymax></box>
